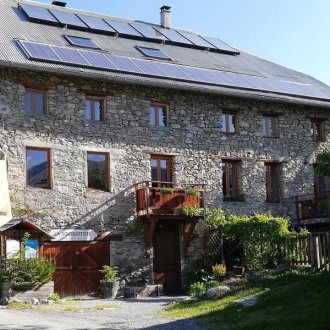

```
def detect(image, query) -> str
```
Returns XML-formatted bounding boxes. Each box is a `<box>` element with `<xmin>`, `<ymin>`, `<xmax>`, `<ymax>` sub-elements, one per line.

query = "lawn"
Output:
<box><xmin>162</xmin><ymin>270</ymin><xmax>330</xmax><ymax>330</ymax></box>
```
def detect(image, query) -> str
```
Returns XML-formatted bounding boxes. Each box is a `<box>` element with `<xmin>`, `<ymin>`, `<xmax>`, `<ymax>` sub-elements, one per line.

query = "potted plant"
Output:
<box><xmin>161</xmin><ymin>186</ymin><xmax>174</xmax><ymax>195</ymax></box>
<box><xmin>212</xmin><ymin>264</ymin><xmax>226</xmax><ymax>281</ymax></box>
<box><xmin>99</xmin><ymin>265</ymin><xmax>119</xmax><ymax>299</ymax></box>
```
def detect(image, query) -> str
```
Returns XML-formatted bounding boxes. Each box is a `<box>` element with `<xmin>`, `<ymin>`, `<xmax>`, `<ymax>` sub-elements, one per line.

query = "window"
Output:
<box><xmin>265</xmin><ymin>163</ymin><xmax>281</xmax><ymax>203</ymax></box>
<box><xmin>150</xmin><ymin>155</ymin><xmax>172</xmax><ymax>187</ymax></box>
<box><xmin>262</xmin><ymin>115</ymin><xmax>279</xmax><ymax>137</ymax></box>
<box><xmin>64</xmin><ymin>35</ymin><xmax>99</xmax><ymax>49</ymax></box>
<box><xmin>24</xmin><ymin>89</ymin><xmax>47</xmax><ymax>115</ymax></box>
<box><xmin>311</xmin><ymin>120</ymin><xmax>325</xmax><ymax>142</ymax></box>
<box><xmin>136</xmin><ymin>46</ymin><xmax>171</xmax><ymax>60</ymax></box>
<box><xmin>150</xmin><ymin>103</ymin><xmax>168</xmax><ymax>127</ymax></box>
<box><xmin>221</xmin><ymin>111</ymin><xmax>238</xmax><ymax>134</ymax></box>
<box><xmin>26</xmin><ymin>147</ymin><xmax>51</xmax><ymax>188</ymax></box>
<box><xmin>85</xmin><ymin>97</ymin><xmax>105</xmax><ymax>122</ymax></box>
<box><xmin>87</xmin><ymin>152</ymin><xmax>109</xmax><ymax>191</ymax></box>
<box><xmin>222</xmin><ymin>160</ymin><xmax>240</xmax><ymax>201</ymax></box>
<box><xmin>314</xmin><ymin>171</ymin><xmax>330</xmax><ymax>198</ymax></box>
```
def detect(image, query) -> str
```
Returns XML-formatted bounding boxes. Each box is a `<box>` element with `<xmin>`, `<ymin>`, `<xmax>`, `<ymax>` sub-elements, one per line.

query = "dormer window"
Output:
<box><xmin>136</xmin><ymin>46</ymin><xmax>171</xmax><ymax>60</ymax></box>
<box><xmin>64</xmin><ymin>35</ymin><xmax>99</xmax><ymax>49</ymax></box>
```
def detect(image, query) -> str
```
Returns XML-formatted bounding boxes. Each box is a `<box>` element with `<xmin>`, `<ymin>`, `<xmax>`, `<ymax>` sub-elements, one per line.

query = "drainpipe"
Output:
<box><xmin>0</xmin><ymin>149</ymin><xmax>12</xmax><ymax>226</ymax></box>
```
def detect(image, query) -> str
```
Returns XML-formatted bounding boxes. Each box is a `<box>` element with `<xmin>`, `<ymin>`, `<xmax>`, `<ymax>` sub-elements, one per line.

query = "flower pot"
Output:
<box><xmin>100</xmin><ymin>280</ymin><xmax>119</xmax><ymax>299</ymax></box>
<box><xmin>0</xmin><ymin>282</ymin><xmax>11</xmax><ymax>305</ymax></box>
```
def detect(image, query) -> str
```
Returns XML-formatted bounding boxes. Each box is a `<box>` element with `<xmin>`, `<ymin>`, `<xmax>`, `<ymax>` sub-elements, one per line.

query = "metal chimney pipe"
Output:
<box><xmin>160</xmin><ymin>6</ymin><xmax>171</xmax><ymax>29</ymax></box>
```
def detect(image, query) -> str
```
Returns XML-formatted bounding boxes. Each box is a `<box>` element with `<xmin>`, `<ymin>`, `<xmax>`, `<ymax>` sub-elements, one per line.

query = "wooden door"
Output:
<box><xmin>150</xmin><ymin>155</ymin><xmax>172</xmax><ymax>187</ymax></box>
<box><xmin>42</xmin><ymin>242</ymin><xmax>109</xmax><ymax>296</ymax></box>
<box><xmin>153</xmin><ymin>223</ymin><xmax>182</xmax><ymax>294</ymax></box>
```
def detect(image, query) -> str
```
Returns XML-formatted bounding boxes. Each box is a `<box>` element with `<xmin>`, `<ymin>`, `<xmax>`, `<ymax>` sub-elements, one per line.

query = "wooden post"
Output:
<box><xmin>315</xmin><ymin>235</ymin><xmax>321</xmax><ymax>270</ymax></box>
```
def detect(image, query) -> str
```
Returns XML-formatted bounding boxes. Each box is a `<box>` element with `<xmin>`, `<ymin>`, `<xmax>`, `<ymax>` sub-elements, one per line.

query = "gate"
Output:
<box><xmin>42</xmin><ymin>241</ymin><xmax>110</xmax><ymax>296</ymax></box>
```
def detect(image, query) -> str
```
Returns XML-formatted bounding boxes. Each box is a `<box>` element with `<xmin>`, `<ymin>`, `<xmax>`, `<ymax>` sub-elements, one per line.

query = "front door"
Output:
<box><xmin>43</xmin><ymin>242</ymin><xmax>109</xmax><ymax>296</ymax></box>
<box><xmin>153</xmin><ymin>223</ymin><xmax>182</xmax><ymax>294</ymax></box>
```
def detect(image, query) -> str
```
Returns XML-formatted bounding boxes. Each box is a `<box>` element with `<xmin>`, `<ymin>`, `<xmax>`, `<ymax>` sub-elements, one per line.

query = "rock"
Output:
<box><xmin>31</xmin><ymin>298</ymin><xmax>40</xmax><ymax>305</ymax></box>
<box><xmin>223</xmin><ymin>277</ymin><xmax>242</xmax><ymax>288</ymax></box>
<box><xmin>235</xmin><ymin>296</ymin><xmax>258</xmax><ymax>307</ymax></box>
<box><xmin>202</xmin><ymin>286</ymin><xmax>231</xmax><ymax>300</ymax></box>
<box><xmin>275</xmin><ymin>264</ymin><xmax>290</xmax><ymax>273</ymax></box>
<box><xmin>40</xmin><ymin>299</ymin><xmax>49</xmax><ymax>305</ymax></box>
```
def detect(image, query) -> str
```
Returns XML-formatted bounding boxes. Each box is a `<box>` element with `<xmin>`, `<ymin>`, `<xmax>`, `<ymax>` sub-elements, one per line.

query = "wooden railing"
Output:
<box><xmin>134</xmin><ymin>181</ymin><xmax>206</xmax><ymax>218</ymax></box>
<box><xmin>294</xmin><ymin>193</ymin><xmax>330</xmax><ymax>221</ymax></box>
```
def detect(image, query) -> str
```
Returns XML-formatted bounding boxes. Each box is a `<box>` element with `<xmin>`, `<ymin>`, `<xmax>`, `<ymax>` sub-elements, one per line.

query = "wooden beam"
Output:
<box><xmin>183</xmin><ymin>221</ymin><xmax>197</xmax><ymax>256</ymax></box>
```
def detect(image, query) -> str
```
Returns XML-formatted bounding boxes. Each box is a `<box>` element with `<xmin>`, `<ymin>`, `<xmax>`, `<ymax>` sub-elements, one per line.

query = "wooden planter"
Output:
<box><xmin>100</xmin><ymin>280</ymin><xmax>119</xmax><ymax>299</ymax></box>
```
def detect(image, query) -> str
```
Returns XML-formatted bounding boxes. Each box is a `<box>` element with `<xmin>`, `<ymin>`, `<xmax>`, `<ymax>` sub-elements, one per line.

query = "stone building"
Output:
<box><xmin>0</xmin><ymin>0</ymin><xmax>330</xmax><ymax>295</ymax></box>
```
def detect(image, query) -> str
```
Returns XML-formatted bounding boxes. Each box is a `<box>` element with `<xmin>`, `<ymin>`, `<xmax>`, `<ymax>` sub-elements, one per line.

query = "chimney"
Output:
<box><xmin>51</xmin><ymin>1</ymin><xmax>67</xmax><ymax>7</ymax></box>
<box><xmin>160</xmin><ymin>5</ymin><xmax>171</xmax><ymax>29</ymax></box>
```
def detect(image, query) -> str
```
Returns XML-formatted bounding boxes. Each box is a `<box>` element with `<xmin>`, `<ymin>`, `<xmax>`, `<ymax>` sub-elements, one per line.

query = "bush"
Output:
<box><xmin>49</xmin><ymin>293</ymin><xmax>60</xmax><ymax>303</ymax></box>
<box><xmin>182</xmin><ymin>204</ymin><xmax>200</xmax><ymax>217</ymax></box>
<box><xmin>189</xmin><ymin>280</ymin><xmax>220</xmax><ymax>297</ymax></box>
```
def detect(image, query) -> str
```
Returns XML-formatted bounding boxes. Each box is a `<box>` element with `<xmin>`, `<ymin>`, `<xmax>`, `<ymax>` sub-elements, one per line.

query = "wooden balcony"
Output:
<box><xmin>134</xmin><ymin>181</ymin><xmax>206</xmax><ymax>219</ymax></box>
<box><xmin>294</xmin><ymin>193</ymin><xmax>330</xmax><ymax>222</ymax></box>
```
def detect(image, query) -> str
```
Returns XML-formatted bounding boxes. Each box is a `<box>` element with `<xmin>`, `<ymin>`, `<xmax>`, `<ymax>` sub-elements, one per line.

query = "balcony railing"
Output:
<box><xmin>134</xmin><ymin>181</ymin><xmax>206</xmax><ymax>218</ymax></box>
<box><xmin>294</xmin><ymin>193</ymin><xmax>330</xmax><ymax>221</ymax></box>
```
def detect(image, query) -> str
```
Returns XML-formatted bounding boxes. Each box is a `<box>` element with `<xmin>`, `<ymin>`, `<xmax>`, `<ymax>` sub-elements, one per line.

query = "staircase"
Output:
<box><xmin>0</xmin><ymin>152</ymin><xmax>11</xmax><ymax>226</ymax></box>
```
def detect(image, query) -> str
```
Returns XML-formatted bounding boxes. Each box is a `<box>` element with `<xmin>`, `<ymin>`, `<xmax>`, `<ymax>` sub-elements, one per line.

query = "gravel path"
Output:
<box><xmin>0</xmin><ymin>297</ymin><xmax>208</xmax><ymax>330</ymax></box>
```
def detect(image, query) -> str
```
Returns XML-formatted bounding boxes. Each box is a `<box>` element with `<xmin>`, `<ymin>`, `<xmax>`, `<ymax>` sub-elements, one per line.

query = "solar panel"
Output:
<box><xmin>154</xmin><ymin>62</ymin><xmax>192</xmax><ymax>80</ymax></box>
<box><xmin>17</xmin><ymin>41</ymin><xmax>330</xmax><ymax>101</ymax></box>
<box><xmin>131</xmin><ymin>59</ymin><xmax>167</xmax><ymax>76</ymax></box>
<box><xmin>176</xmin><ymin>30</ymin><xmax>214</xmax><ymax>49</ymax></box>
<box><xmin>49</xmin><ymin>9</ymin><xmax>88</xmax><ymax>28</ymax></box>
<box><xmin>130</xmin><ymin>23</ymin><xmax>168</xmax><ymax>41</ymax></box>
<box><xmin>202</xmin><ymin>36</ymin><xmax>240</xmax><ymax>55</ymax></box>
<box><xmin>104</xmin><ymin>20</ymin><xmax>143</xmax><ymax>37</ymax></box>
<box><xmin>64</xmin><ymin>35</ymin><xmax>99</xmax><ymax>49</ymax></box>
<box><xmin>51</xmin><ymin>46</ymin><xmax>90</xmax><ymax>65</ymax></box>
<box><xmin>18</xmin><ymin>40</ymin><xmax>61</xmax><ymax>61</ymax></box>
<box><xmin>155</xmin><ymin>27</ymin><xmax>193</xmax><ymax>45</ymax></box>
<box><xmin>107</xmin><ymin>55</ymin><xmax>143</xmax><ymax>73</ymax></box>
<box><xmin>79</xmin><ymin>50</ymin><xmax>116</xmax><ymax>69</ymax></box>
<box><xmin>19</xmin><ymin>3</ymin><xmax>59</xmax><ymax>23</ymax></box>
<box><xmin>77</xmin><ymin>15</ymin><xmax>116</xmax><ymax>33</ymax></box>
<box><xmin>136</xmin><ymin>47</ymin><xmax>171</xmax><ymax>60</ymax></box>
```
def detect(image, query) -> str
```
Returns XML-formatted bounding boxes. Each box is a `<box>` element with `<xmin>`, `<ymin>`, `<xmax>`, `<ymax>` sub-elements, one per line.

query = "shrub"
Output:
<box><xmin>182</xmin><ymin>204</ymin><xmax>200</xmax><ymax>217</ymax></box>
<box><xmin>100</xmin><ymin>265</ymin><xmax>118</xmax><ymax>282</ymax></box>
<box><xmin>49</xmin><ymin>293</ymin><xmax>60</xmax><ymax>303</ymax></box>
<box><xmin>161</xmin><ymin>186</ymin><xmax>174</xmax><ymax>195</ymax></box>
<box><xmin>184</xmin><ymin>187</ymin><xmax>200</xmax><ymax>196</ymax></box>
<box><xmin>188</xmin><ymin>280</ymin><xmax>220</xmax><ymax>298</ymax></box>
<box><xmin>212</xmin><ymin>264</ymin><xmax>226</xmax><ymax>277</ymax></box>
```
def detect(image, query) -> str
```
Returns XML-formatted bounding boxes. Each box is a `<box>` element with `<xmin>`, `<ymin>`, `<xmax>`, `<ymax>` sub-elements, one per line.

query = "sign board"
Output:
<box><xmin>49</xmin><ymin>229</ymin><xmax>97</xmax><ymax>242</ymax></box>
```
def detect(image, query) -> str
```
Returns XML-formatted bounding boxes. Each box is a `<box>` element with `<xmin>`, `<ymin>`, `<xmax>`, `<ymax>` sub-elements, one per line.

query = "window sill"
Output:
<box><xmin>25</xmin><ymin>185</ymin><xmax>52</xmax><ymax>190</ymax></box>
<box><xmin>86</xmin><ymin>187</ymin><xmax>110</xmax><ymax>193</ymax></box>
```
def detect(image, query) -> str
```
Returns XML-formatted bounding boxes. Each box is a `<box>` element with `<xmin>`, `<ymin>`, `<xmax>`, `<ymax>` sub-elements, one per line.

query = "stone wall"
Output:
<box><xmin>0</xmin><ymin>67</ymin><xmax>329</xmax><ymax>281</ymax></box>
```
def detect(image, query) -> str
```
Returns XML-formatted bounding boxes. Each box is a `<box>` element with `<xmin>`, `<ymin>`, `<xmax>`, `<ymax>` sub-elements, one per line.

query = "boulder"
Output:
<box><xmin>275</xmin><ymin>264</ymin><xmax>290</xmax><ymax>273</ymax></box>
<box><xmin>202</xmin><ymin>286</ymin><xmax>231</xmax><ymax>300</ymax></box>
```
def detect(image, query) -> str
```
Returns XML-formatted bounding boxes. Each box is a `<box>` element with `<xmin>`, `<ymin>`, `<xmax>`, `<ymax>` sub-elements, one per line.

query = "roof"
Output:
<box><xmin>1</xmin><ymin>0</ymin><xmax>330</xmax><ymax>107</ymax></box>
<box><xmin>0</xmin><ymin>217</ymin><xmax>53</xmax><ymax>238</ymax></box>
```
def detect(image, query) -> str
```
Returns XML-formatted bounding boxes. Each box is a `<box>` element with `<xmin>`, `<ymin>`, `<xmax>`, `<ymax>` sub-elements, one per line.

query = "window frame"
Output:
<box><xmin>265</xmin><ymin>162</ymin><xmax>281</xmax><ymax>203</ymax></box>
<box><xmin>64</xmin><ymin>35</ymin><xmax>100</xmax><ymax>49</ymax></box>
<box><xmin>150</xmin><ymin>154</ymin><xmax>172</xmax><ymax>187</ymax></box>
<box><xmin>311</xmin><ymin>120</ymin><xmax>325</xmax><ymax>142</ymax></box>
<box><xmin>85</xmin><ymin>96</ymin><xmax>106</xmax><ymax>122</ymax></box>
<box><xmin>222</xmin><ymin>160</ymin><xmax>240</xmax><ymax>201</ymax></box>
<box><xmin>25</xmin><ymin>147</ymin><xmax>52</xmax><ymax>189</ymax></box>
<box><xmin>262</xmin><ymin>115</ymin><xmax>279</xmax><ymax>138</ymax></box>
<box><xmin>87</xmin><ymin>151</ymin><xmax>110</xmax><ymax>191</ymax></box>
<box><xmin>149</xmin><ymin>102</ymin><xmax>169</xmax><ymax>127</ymax></box>
<box><xmin>221</xmin><ymin>111</ymin><xmax>239</xmax><ymax>135</ymax></box>
<box><xmin>24</xmin><ymin>88</ymin><xmax>48</xmax><ymax>115</ymax></box>
<box><xmin>136</xmin><ymin>46</ymin><xmax>172</xmax><ymax>60</ymax></box>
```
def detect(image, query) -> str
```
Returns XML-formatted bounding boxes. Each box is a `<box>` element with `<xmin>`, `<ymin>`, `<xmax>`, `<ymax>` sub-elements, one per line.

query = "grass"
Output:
<box><xmin>162</xmin><ymin>270</ymin><xmax>330</xmax><ymax>330</ymax></box>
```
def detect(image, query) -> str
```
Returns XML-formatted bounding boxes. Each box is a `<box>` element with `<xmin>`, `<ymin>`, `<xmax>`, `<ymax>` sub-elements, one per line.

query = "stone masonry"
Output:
<box><xmin>0</xmin><ymin>67</ymin><xmax>329</xmax><ymax>282</ymax></box>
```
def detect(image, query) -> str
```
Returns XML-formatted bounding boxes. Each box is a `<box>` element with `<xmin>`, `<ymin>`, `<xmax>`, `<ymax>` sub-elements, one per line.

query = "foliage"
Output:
<box><xmin>160</xmin><ymin>186</ymin><xmax>174</xmax><ymax>195</ymax></box>
<box><xmin>314</xmin><ymin>151</ymin><xmax>330</xmax><ymax>177</ymax></box>
<box><xmin>212</xmin><ymin>264</ymin><xmax>226</xmax><ymax>277</ymax></box>
<box><xmin>186</xmin><ymin>268</ymin><xmax>215</xmax><ymax>288</ymax></box>
<box><xmin>188</xmin><ymin>280</ymin><xmax>220</xmax><ymax>297</ymax></box>
<box><xmin>11</xmin><ymin>205</ymin><xmax>48</xmax><ymax>218</ymax></box>
<box><xmin>49</xmin><ymin>293</ymin><xmax>61</xmax><ymax>303</ymax></box>
<box><xmin>100</xmin><ymin>265</ymin><xmax>118</xmax><ymax>282</ymax></box>
<box><xmin>182</xmin><ymin>204</ymin><xmax>200</xmax><ymax>217</ymax></box>
<box><xmin>205</xmin><ymin>210</ymin><xmax>308</xmax><ymax>270</ymax></box>
<box><xmin>184</xmin><ymin>187</ymin><xmax>200</xmax><ymax>196</ymax></box>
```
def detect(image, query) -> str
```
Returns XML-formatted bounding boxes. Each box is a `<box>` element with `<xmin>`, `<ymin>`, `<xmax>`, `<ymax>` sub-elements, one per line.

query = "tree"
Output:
<box><xmin>314</xmin><ymin>151</ymin><xmax>330</xmax><ymax>177</ymax></box>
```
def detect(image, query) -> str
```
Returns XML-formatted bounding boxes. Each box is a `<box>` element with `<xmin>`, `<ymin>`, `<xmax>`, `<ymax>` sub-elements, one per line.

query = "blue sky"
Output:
<box><xmin>37</xmin><ymin>0</ymin><xmax>330</xmax><ymax>85</ymax></box>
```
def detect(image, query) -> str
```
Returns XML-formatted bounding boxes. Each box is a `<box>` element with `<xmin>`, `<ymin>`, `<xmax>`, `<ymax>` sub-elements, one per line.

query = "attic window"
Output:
<box><xmin>64</xmin><ymin>35</ymin><xmax>99</xmax><ymax>49</ymax></box>
<box><xmin>136</xmin><ymin>46</ymin><xmax>171</xmax><ymax>60</ymax></box>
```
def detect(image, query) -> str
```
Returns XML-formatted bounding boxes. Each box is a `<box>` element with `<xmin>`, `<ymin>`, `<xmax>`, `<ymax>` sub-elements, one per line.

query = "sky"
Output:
<box><xmin>36</xmin><ymin>0</ymin><xmax>330</xmax><ymax>85</ymax></box>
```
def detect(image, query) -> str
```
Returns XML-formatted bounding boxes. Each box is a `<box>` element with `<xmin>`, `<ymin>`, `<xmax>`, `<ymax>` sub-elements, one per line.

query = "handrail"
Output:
<box><xmin>134</xmin><ymin>181</ymin><xmax>206</xmax><ymax>190</ymax></box>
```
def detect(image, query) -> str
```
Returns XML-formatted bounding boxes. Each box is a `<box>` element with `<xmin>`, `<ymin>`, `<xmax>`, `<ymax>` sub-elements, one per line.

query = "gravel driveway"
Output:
<box><xmin>0</xmin><ymin>297</ymin><xmax>207</xmax><ymax>330</ymax></box>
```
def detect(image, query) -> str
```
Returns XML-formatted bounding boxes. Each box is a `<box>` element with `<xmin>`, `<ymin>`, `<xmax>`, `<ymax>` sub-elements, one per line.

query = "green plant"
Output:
<box><xmin>184</xmin><ymin>187</ymin><xmax>200</xmax><ymax>196</ymax></box>
<box><xmin>182</xmin><ymin>204</ymin><xmax>200</xmax><ymax>217</ymax></box>
<box><xmin>49</xmin><ymin>293</ymin><xmax>60</xmax><ymax>303</ymax></box>
<box><xmin>100</xmin><ymin>265</ymin><xmax>118</xmax><ymax>282</ymax></box>
<box><xmin>212</xmin><ymin>264</ymin><xmax>226</xmax><ymax>277</ymax></box>
<box><xmin>188</xmin><ymin>280</ymin><xmax>220</xmax><ymax>297</ymax></box>
<box><xmin>314</xmin><ymin>152</ymin><xmax>330</xmax><ymax>177</ymax></box>
<box><xmin>11</xmin><ymin>206</ymin><xmax>48</xmax><ymax>218</ymax></box>
<box><xmin>161</xmin><ymin>186</ymin><xmax>174</xmax><ymax>195</ymax></box>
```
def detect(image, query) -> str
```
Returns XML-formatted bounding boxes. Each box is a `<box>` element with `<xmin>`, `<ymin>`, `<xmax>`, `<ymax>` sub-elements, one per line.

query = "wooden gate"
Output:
<box><xmin>42</xmin><ymin>241</ymin><xmax>109</xmax><ymax>296</ymax></box>
<box><xmin>153</xmin><ymin>223</ymin><xmax>182</xmax><ymax>294</ymax></box>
